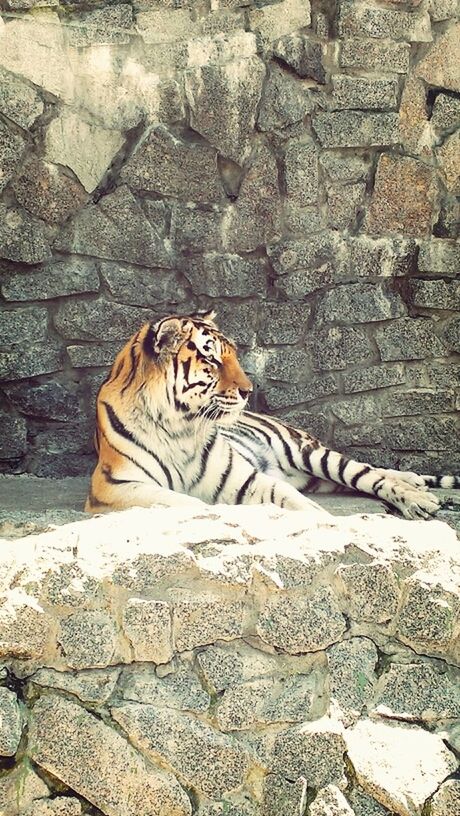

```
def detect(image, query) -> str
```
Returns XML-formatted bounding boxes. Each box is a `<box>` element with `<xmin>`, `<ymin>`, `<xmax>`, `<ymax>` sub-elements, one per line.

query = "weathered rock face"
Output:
<box><xmin>0</xmin><ymin>0</ymin><xmax>458</xmax><ymax>480</ymax></box>
<box><xmin>0</xmin><ymin>505</ymin><xmax>459</xmax><ymax>815</ymax></box>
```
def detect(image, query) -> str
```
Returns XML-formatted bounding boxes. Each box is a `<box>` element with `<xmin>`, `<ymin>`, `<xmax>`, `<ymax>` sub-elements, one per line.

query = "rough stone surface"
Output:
<box><xmin>122</xmin><ymin>599</ymin><xmax>173</xmax><ymax>663</ymax></box>
<box><xmin>327</xmin><ymin>638</ymin><xmax>378</xmax><ymax>724</ymax></box>
<box><xmin>273</xmin><ymin>33</ymin><xmax>326</xmax><ymax>82</ymax></box>
<box><xmin>313</xmin><ymin>111</ymin><xmax>399</xmax><ymax>148</ymax></box>
<box><xmin>310</xmin><ymin>785</ymin><xmax>355</xmax><ymax>816</ymax></box>
<box><xmin>375</xmin><ymin>318</ymin><xmax>447</xmax><ymax>361</ymax></box>
<box><xmin>0</xmin><ymin>687</ymin><xmax>23</xmax><ymax>756</ymax></box>
<box><xmin>257</xmin><ymin>587</ymin><xmax>346</xmax><ymax>653</ymax></box>
<box><xmin>431</xmin><ymin>780</ymin><xmax>460</xmax><ymax>816</ymax></box>
<box><xmin>372</xmin><ymin>662</ymin><xmax>460</xmax><ymax>722</ymax></box>
<box><xmin>367</xmin><ymin>155</ymin><xmax>438</xmax><ymax>236</ymax></box>
<box><xmin>1</xmin><ymin>259</ymin><xmax>99</xmax><ymax>302</ymax></box>
<box><xmin>12</xmin><ymin>158</ymin><xmax>87</xmax><ymax>224</ymax></box>
<box><xmin>0</xmin><ymin>121</ymin><xmax>25</xmax><ymax>194</ymax></box>
<box><xmin>340</xmin><ymin>38</ymin><xmax>410</xmax><ymax>73</ymax></box>
<box><xmin>0</xmin><ymin>762</ymin><xmax>49</xmax><ymax>816</ymax></box>
<box><xmin>415</xmin><ymin>23</ymin><xmax>460</xmax><ymax>93</ymax></box>
<box><xmin>0</xmin><ymin>205</ymin><xmax>50</xmax><ymax>264</ymax></box>
<box><xmin>225</xmin><ymin>145</ymin><xmax>281</xmax><ymax>251</ymax></box>
<box><xmin>0</xmin><ymin>68</ymin><xmax>44</xmax><ymax>129</ymax></box>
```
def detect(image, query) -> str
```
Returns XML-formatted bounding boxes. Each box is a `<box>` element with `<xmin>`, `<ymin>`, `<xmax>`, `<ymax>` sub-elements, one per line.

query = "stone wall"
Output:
<box><xmin>1</xmin><ymin>505</ymin><xmax>460</xmax><ymax>815</ymax></box>
<box><xmin>0</xmin><ymin>0</ymin><xmax>459</xmax><ymax>478</ymax></box>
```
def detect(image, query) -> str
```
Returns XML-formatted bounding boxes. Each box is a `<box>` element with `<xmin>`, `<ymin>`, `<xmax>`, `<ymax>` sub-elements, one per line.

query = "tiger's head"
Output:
<box><xmin>138</xmin><ymin>310</ymin><xmax>253</xmax><ymax>424</ymax></box>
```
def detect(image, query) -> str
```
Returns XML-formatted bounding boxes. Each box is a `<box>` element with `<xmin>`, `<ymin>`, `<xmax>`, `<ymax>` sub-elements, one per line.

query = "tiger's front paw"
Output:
<box><xmin>399</xmin><ymin>489</ymin><xmax>440</xmax><ymax>520</ymax></box>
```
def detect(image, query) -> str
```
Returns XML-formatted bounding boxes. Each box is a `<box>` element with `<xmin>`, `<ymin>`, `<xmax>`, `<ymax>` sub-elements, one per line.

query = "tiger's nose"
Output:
<box><xmin>238</xmin><ymin>387</ymin><xmax>251</xmax><ymax>400</ymax></box>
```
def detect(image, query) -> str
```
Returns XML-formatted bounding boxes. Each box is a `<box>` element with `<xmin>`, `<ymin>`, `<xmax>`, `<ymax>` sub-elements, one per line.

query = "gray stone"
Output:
<box><xmin>0</xmin><ymin>121</ymin><xmax>25</xmax><ymax>193</ymax></box>
<box><xmin>58</xmin><ymin>611</ymin><xmax>126</xmax><ymax>670</ymax></box>
<box><xmin>263</xmin><ymin>349</ymin><xmax>310</xmax><ymax>383</ymax></box>
<box><xmin>340</xmin><ymin>38</ymin><xmax>410</xmax><ymax>73</ymax></box>
<box><xmin>327</xmin><ymin>638</ymin><xmax>378</xmax><ymax>724</ymax></box>
<box><xmin>418</xmin><ymin>239</ymin><xmax>460</xmax><ymax>276</ymax></box>
<box><xmin>170</xmin><ymin>204</ymin><xmax>224</xmax><ymax>252</ymax></box>
<box><xmin>367</xmin><ymin>155</ymin><xmax>438</xmax><ymax>237</ymax></box>
<box><xmin>0</xmin><ymin>306</ymin><xmax>48</xmax><ymax>346</ymax></box>
<box><xmin>248</xmin><ymin>0</ymin><xmax>311</xmax><ymax>46</ymax></box>
<box><xmin>415</xmin><ymin>23</ymin><xmax>460</xmax><ymax>93</ymax></box>
<box><xmin>30</xmin><ymin>667</ymin><xmax>120</xmax><ymax>705</ymax></box>
<box><xmin>382</xmin><ymin>390</ymin><xmax>454</xmax><ymax>418</ymax></box>
<box><xmin>32</xmin><ymin>422</ymin><xmax>93</xmax><ymax>456</ymax></box>
<box><xmin>55</xmin><ymin>186</ymin><xmax>173</xmax><ymax>268</ymax></box>
<box><xmin>328</xmin><ymin>183</ymin><xmax>365</xmax><ymax>230</ymax></box>
<box><xmin>257</xmin><ymin>587</ymin><xmax>346</xmax><ymax>653</ymax></box>
<box><xmin>335</xmin><ymin>562</ymin><xmax>400</xmax><ymax>623</ymax></box>
<box><xmin>373</xmin><ymin>662</ymin><xmax>460</xmax><ymax>722</ymax></box>
<box><xmin>397</xmin><ymin>575</ymin><xmax>459</xmax><ymax>654</ymax></box>
<box><xmin>217</xmin><ymin>302</ymin><xmax>258</xmax><ymax>346</ymax></box>
<box><xmin>320</xmin><ymin>152</ymin><xmax>371</xmax><ymax>183</ymax></box>
<box><xmin>122</xmin><ymin>599</ymin><xmax>173</xmax><ymax>663</ymax></box>
<box><xmin>185</xmin><ymin>55</ymin><xmax>265</xmax><ymax>163</ymax></box>
<box><xmin>346</xmin><ymin>235</ymin><xmax>417</xmax><ymax>279</ymax></box>
<box><xmin>283</xmin><ymin>138</ymin><xmax>319</xmax><ymax>207</ymax></box>
<box><xmin>258</xmin><ymin>303</ymin><xmax>310</xmax><ymax>345</ymax></box>
<box><xmin>313</xmin><ymin>111</ymin><xmax>399</xmax><ymax>148</ymax></box>
<box><xmin>67</xmin><ymin>343</ymin><xmax>122</xmax><ymax>368</ymax></box>
<box><xmin>121</xmin><ymin>663</ymin><xmax>210</xmax><ymax>713</ymax></box>
<box><xmin>383</xmin><ymin>417</ymin><xmax>457</xmax><ymax>450</ymax></box>
<box><xmin>431</xmin><ymin>94</ymin><xmax>460</xmax><ymax>135</ymax></box>
<box><xmin>184</xmin><ymin>253</ymin><xmax>266</xmax><ymax>298</ymax></box>
<box><xmin>28</xmin><ymin>694</ymin><xmax>192</xmax><ymax>816</ymax></box>
<box><xmin>263</xmin><ymin>375</ymin><xmax>338</xmax><ymax>410</ymax></box>
<box><xmin>4</xmin><ymin>381</ymin><xmax>79</xmax><ymax>421</ymax></box>
<box><xmin>284</xmin><ymin>205</ymin><xmax>325</xmax><ymax>235</ymax></box>
<box><xmin>268</xmin><ymin>232</ymin><xmax>342</xmax><ymax>274</ymax></box>
<box><xmin>431</xmin><ymin>780</ymin><xmax>460</xmax><ymax>816</ymax></box>
<box><xmin>271</xmin><ymin>717</ymin><xmax>346</xmax><ymax>788</ymax></box>
<box><xmin>0</xmin><ymin>411</ymin><xmax>27</xmax><ymax>459</ymax></box>
<box><xmin>54</xmin><ymin>299</ymin><xmax>152</xmax><ymax>342</ymax></box>
<box><xmin>262</xmin><ymin>774</ymin><xmax>306</xmax><ymax>816</ymax></box>
<box><xmin>348</xmin><ymin>789</ymin><xmax>389</xmax><ymax>816</ymax></box>
<box><xmin>309</xmin><ymin>327</ymin><xmax>371</xmax><ymax>371</ymax></box>
<box><xmin>112</xmin><ymin>703</ymin><xmax>250</xmax><ymax>799</ymax></box>
<box><xmin>66</xmin><ymin>4</ymin><xmax>133</xmax><ymax>47</ymax></box>
<box><xmin>338</xmin><ymin>1</ymin><xmax>432</xmax><ymax>41</ymax></box>
<box><xmin>0</xmin><ymin>344</ymin><xmax>62</xmax><ymax>381</ymax></box>
<box><xmin>0</xmin><ymin>67</ymin><xmax>44</xmax><ymax>129</ymax></box>
<box><xmin>331</xmin><ymin>75</ymin><xmax>398</xmax><ymax>110</ymax></box>
<box><xmin>100</xmin><ymin>263</ymin><xmax>187</xmax><ymax>308</ymax></box>
<box><xmin>0</xmin><ymin>596</ymin><xmax>52</xmax><ymax>659</ymax></box>
<box><xmin>0</xmin><ymin>205</ymin><xmax>51</xmax><ymax>265</ymax></box>
<box><xmin>12</xmin><ymin>158</ymin><xmax>87</xmax><ymax>224</ymax></box>
<box><xmin>225</xmin><ymin>145</ymin><xmax>281</xmax><ymax>252</ymax></box>
<box><xmin>22</xmin><ymin>796</ymin><xmax>83</xmax><ymax>816</ymax></box>
<box><xmin>443</xmin><ymin>316</ymin><xmax>460</xmax><ymax>352</ymax></box>
<box><xmin>0</xmin><ymin>762</ymin><xmax>49</xmax><ymax>816</ymax></box>
<box><xmin>310</xmin><ymin>786</ymin><xmax>355</xmax><ymax>816</ymax></box>
<box><xmin>331</xmin><ymin>395</ymin><xmax>380</xmax><ymax>425</ymax></box>
<box><xmin>257</xmin><ymin>65</ymin><xmax>312</xmax><ymax>132</ymax></box>
<box><xmin>343</xmin><ymin>364</ymin><xmax>406</xmax><ymax>394</ymax></box>
<box><xmin>345</xmin><ymin>719</ymin><xmax>457</xmax><ymax>815</ymax></box>
<box><xmin>273</xmin><ymin>32</ymin><xmax>326</xmax><ymax>82</ymax></box>
<box><xmin>375</xmin><ymin>318</ymin><xmax>447</xmax><ymax>361</ymax></box>
<box><xmin>0</xmin><ymin>687</ymin><xmax>23</xmax><ymax>756</ymax></box>
<box><xmin>120</xmin><ymin>125</ymin><xmax>223</xmax><ymax>203</ymax></box>
<box><xmin>174</xmin><ymin>595</ymin><xmax>244</xmax><ymax>651</ymax></box>
<box><xmin>316</xmin><ymin>283</ymin><xmax>406</xmax><ymax>324</ymax></box>
<box><xmin>275</xmin><ymin>262</ymin><xmax>334</xmax><ymax>298</ymax></box>
<box><xmin>195</xmin><ymin>801</ymin><xmax>258</xmax><ymax>816</ymax></box>
<box><xmin>1</xmin><ymin>259</ymin><xmax>100</xmax><ymax>301</ymax></box>
<box><xmin>334</xmin><ymin>423</ymin><xmax>383</xmax><ymax>448</ymax></box>
<box><xmin>29</xmin><ymin>452</ymin><xmax>95</xmax><ymax>479</ymax></box>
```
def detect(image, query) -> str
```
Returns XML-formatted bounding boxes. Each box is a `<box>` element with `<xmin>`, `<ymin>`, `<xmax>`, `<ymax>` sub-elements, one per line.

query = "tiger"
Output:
<box><xmin>85</xmin><ymin>310</ymin><xmax>458</xmax><ymax>520</ymax></box>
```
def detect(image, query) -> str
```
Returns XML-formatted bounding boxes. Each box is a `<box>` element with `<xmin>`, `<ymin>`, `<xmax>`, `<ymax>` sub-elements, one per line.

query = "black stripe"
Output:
<box><xmin>302</xmin><ymin>446</ymin><xmax>312</xmax><ymax>473</ymax></box>
<box><xmin>371</xmin><ymin>476</ymin><xmax>385</xmax><ymax>495</ymax></box>
<box><xmin>190</xmin><ymin>434</ymin><xmax>217</xmax><ymax>488</ymax></box>
<box><xmin>237</xmin><ymin>419</ymin><xmax>284</xmax><ymax>469</ymax></box>
<box><xmin>182</xmin><ymin>358</ymin><xmax>191</xmax><ymax>384</ymax></box>
<box><xmin>142</xmin><ymin>324</ymin><xmax>156</xmax><ymax>358</ymax></box>
<box><xmin>320</xmin><ymin>449</ymin><xmax>330</xmax><ymax>480</ymax></box>
<box><xmin>213</xmin><ymin>448</ymin><xmax>234</xmax><ymax>502</ymax></box>
<box><xmin>306</xmin><ymin>476</ymin><xmax>321</xmax><ymax>492</ymax></box>
<box><xmin>236</xmin><ymin>472</ymin><xmax>257</xmax><ymax>504</ymax></box>
<box><xmin>100</xmin><ymin>427</ymin><xmax>162</xmax><ymax>485</ymax></box>
<box><xmin>338</xmin><ymin>457</ymin><xmax>348</xmax><ymax>484</ymax></box>
<box><xmin>102</xmin><ymin>401</ymin><xmax>173</xmax><ymax>489</ymax></box>
<box><xmin>270</xmin><ymin>483</ymin><xmax>276</xmax><ymax>503</ymax></box>
<box><xmin>102</xmin><ymin>466</ymin><xmax>133</xmax><ymax>486</ymax></box>
<box><xmin>249</xmin><ymin>415</ymin><xmax>296</xmax><ymax>469</ymax></box>
<box><xmin>350</xmin><ymin>465</ymin><xmax>371</xmax><ymax>489</ymax></box>
<box><xmin>121</xmin><ymin>338</ymin><xmax>139</xmax><ymax>395</ymax></box>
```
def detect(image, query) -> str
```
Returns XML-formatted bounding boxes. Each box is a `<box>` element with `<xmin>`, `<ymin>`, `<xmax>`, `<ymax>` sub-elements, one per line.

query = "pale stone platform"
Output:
<box><xmin>0</xmin><ymin>475</ymin><xmax>459</xmax><ymax>539</ymax></box>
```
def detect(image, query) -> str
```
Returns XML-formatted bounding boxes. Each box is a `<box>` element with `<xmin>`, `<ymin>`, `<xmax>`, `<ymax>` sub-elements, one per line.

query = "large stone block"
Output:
<box><xmin>397</xmin><ymin>574</ymin><xmax>460</xmax><ymax>654</ymax></box>
<box><xmin>0</xmin><ymin>306</ymin><xmax>48</xmax><ymax>346</ymax></box>
<box><xmin>313</xmin><ymin>111</ymin><xmax>399</xmax><ymax>148</ymax></box>
<box><xmin>0</xmin><ymin>121</ymin><xmax>25</xmax><ymax>193</ymax></box>
<box><xmin>257</xmin><ymin>65</ymin><xmax>312</xmax><ymax>132</ymax></box>
<box><xmin>58</xmin><ymin>610</ymin><xmax>127</xmax><ymax>670</ymax></box>
<box><xmin>224</xmin><ymin>145</ymin><xmax>281</xmax><ymax>252</ymax></box>
<box><xmin>316</xmin><ymin>283</ymin><xmax>406</xmax><ymax>324</ymax></box>
<box><xmin>320</xmin><ymin>152</ymin><xmax>371</xmax><ymax>183</ymax></box>
<box><xmin>375</xmin><ymin>318</ymin><xmax>447</xmax><ymax>361</ymax></box>
<box><xmin>258</xmin><ymin>303</ymin><xmax>311</xmax><ymax>345</ymax></box>
<box><xmin>0</xmin><ymin>411</ymin><xmax>27</xmax><ymax>459</ymax></box>
<box><xmin>346</xmin><ymin>235</ymin><xmax>417</xmax><ymax>279</ymax></box>
<box><xmin>4</xmin><ymin>381</ymin><xmax>79</xmax><ymax>422</ymax></box>
<box><xmin>268</xmin><ymin>232</ymin><xmax>342</xmax><ymax>274</ymax></box>
<box><xmin>0</xmin><ymin>205</ymin><xmax>50</xmax><ymax>265</ymax></box>
<box><xmin>112</xmin><ymin>704</ymin><xmax>250</xmax><ymax>799</ymax></box>
<box><xmin>122</xmin><ymin>599</ymin><xmax>173</xmax><ymax>663</ymax></box>
<box><xmin>30</xmin><ymin>667</ymin><xmax>120</xmax><ymax>706</ymax></box>
<box><xmin>0</xmin><ymin>594</ymin><xmax>52</xmax><ymax>659</ymax></box>
<box><xmin>1</xmin><ymin>259</ymin><xmax>99</xmax><ymax>301</ymax></box>
<box><xmin>330</xmin><ymin>75</ymin><xmax>398</xmax><ymax>110</ymax></box>
<box><xmin>0</xmin><ymin>687</ymin><xmax>23</xmax><ymax>756</ymax></box>
<box><xmin>248</xmin><ymin>0</ymin><xmax>311</xmax><ymax>46</ymax></box>
<box><xmin>383</xmin><ymin>417</ymin><xmax>456</xmax><ymax>450</ymax></box>
<box><xmin>0</xmin><ymin>67</ymin><xmax>44</xmax><ymax>130</ymax></box>
<box><xmin>327</xmin><ymin>638</ymin><xmax>378</xmax><ymax>725</ymax></box>
<box><xmin>120</xmin><ymin>125</ymin><xmax>223</xmax><ymax>202</ymax></box>
<box><xmin>170</xmin><ymin>204</ymin><xmax>224</xmax><ymax>252</ymax></box>
<box><xmin>407</xmin><ymin>279</ymin><xmax>460</xmax><ymax>310</ymax></box>
<box><xmin>275</xmin><ymin>262</ymin><xmax>334</xmax><ymax>299</ymax></box>
<box><xmin>121</xmin><ymin>663</ymin><xmax>209</xmax><ymax>713</ymax></box>
<box><xmin>327</xmin><ymin>182</ymin><xmax>365</xmax><ymax>230</ymax></box>
<box><xmin>283</xmin><ymin>138</ymin><xmax>319</xmax><ymax>206</ymax></box>
<box><xmin>338</xmin><ymin>0</ymin><xmax>432</xmax><ymax>41</ymax></box>
<box><xmin>443</xmin><ymin>316</ymin><xmax>460</xmax><ymax>352</ymax></box>
<box><xmin>55</xmin><ymin>186</ymin><xmax>173</xmax><ymax>268</ymax></box>
<box><xmin>185</xmin><ymin>55</ymin><xmax>265</xmax><ymax>163</ymax></box>
<box><xmin>344</xmin><ymin>719</ymin><xmax>457</xmax><ymax>815</ymax></box>
<box><xmin>273</xmin><ymin>33</ymin><xmax>326</xmax><ymax>82</ymax></box>
<box><xmin>309</xmin><ymin>327</ymin><xmax>371</xmax><ymax>371</ymax></box>
<box><xmin>431</xmin><ymin>94</ymin><xmax>460</xmax><ymax>135</ymax></box>
<box><xmin>335</xmin><ymin>562</ymin><xmax>400</xmax><ymax>623</ymax></box>
<box><xmin>184</xmin><ymin>253</ymin><xmax>266</xmax><ymax>298</ymax></box>
<box><xmin>416</xmin><ymin>23</ymin><xmax>460</xmax><ymax>93</ymax></box>
<box><xmin>418</xmin><ymin>239</ymin><xmax>460</xmax><ymax>275</ymax></box>
<box><xmin>262</xmin><ymin>375</ymin><xmax>338</xmax><ymax>409</ymax></box>
<box><xmin>28</xmin><ymin>695</ymin><xmax>192</xmax><ymax>816</ymax></box>
<box><xmin>310</xmin><ymin>786</ymin><xmax>355</xmax><ymax>816</ymax></box>
<box><xmin>271</xmin><ymin>717</ymin><xmax>346</xmax><ymax>787</ymax></box>
<box><xmin>437</xmin><ymin>130</ymin><xmax>460</xmax><ymax>194</ymax></box>
<box><xmin>0</xmin><ymin>344</ymin><xmax>63</xmax><ymax>381</ymax></box>
<box><xmin>366</xmin><ymin>155</ymin><xmax>438</xmax><ymax>236</ymax></box>
<box><xmin>382</xmin><ymin>390</ymin><xmax>452</xmax><ymax>418</ymax></box>
<box><xmin>340</xmin><ymin>38</ymin><xmax>410</xmax><ymax>73</ymax></box>
<box><xmin>13</xmin><ymin>157</ymin><xmax>87</xmax><ymax>224</ymax></box>
<box><xmin>54</xmin><ymin>299</ymin><xmax>152</xmax><ymax>342</ymax></box>
<box><xmin>174</xmin><ymin>594</ymin><xmax>244</xmax><ymax>651</ymax></box>
<box><xmin>372</xmin><ymin>662</ymin><xmax>460</xmax><ymax>723</ymax></box>
<box><xmin>343</xmin><ymin>364</ymin><xmax>405</xmax><ymax>394</ymax></box>
<box><xmin>100</xmin><ymin>263</ymin><xmax>187</xmax><ymax>308</ymax></box>
<box><xmin>65</xmin><ymin>4</ymin><xmax>133</xmax><ymax>47</ymax></box>
<box><xmin>257</xmin><ymin>587</ymin><xmax>346</xmax><ymax>653</ymax></box>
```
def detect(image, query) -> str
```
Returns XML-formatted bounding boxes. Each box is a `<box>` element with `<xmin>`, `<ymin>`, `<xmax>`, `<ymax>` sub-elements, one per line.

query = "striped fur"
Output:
<box><xmin>86</xmin><ymin>312</ymin><xmax>454</xmax><ymax>520</ymax></box>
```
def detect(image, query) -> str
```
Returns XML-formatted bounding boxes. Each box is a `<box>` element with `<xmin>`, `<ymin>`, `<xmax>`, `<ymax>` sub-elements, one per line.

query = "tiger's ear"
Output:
<box><xmin>153</xmin><ymin>317</ymin><xmax>186</xmax><ymax>355</ymax></box>
<box><xmin>192</xmin><ymin>309</ymin><xmax>218</xmax><ymax>326</ymax></box>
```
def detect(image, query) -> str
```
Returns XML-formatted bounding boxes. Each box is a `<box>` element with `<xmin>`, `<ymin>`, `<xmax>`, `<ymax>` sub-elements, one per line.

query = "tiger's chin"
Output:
<box><xmin>213</xmin><ymin>405</ymin><xmax>245</xmax><ymax>426</ymax></box>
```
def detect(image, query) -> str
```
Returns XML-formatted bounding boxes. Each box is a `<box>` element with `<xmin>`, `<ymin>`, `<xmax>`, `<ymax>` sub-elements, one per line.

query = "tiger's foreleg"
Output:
<box><xmin>85</xmin><ymin>466</ymin><xmax>206</xmax><ymax>513</ymax></box>
<box><xmin>301</xmin><ymin>444</ymin><xmax>440</xmax><ymax>520</ymax></box>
